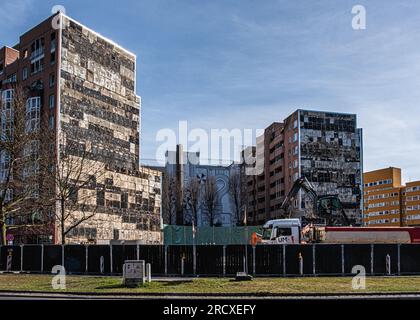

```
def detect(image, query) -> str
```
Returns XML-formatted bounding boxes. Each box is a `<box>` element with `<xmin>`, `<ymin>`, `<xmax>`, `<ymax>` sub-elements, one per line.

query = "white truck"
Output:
<box><xmin>261</xmin><ymin>219</ymin><xmax>301</xmax><ymax>244</ymax></box>
<box><xmin>260</xmin><ymin>218</ymin><xmax>420</xmax><ymax>244</ymax></box>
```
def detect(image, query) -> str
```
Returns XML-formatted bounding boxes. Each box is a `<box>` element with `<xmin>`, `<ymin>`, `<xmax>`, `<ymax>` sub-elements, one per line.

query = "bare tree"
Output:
<box><xmin>162</xmin><ymin>173</ymin><xmax>177</xmax><ymax>224</ymax></box>
<box><xmin>39</xmin><ymin>129</ymin><xmax>107</xmax><ymax>244</ymax></box>
<box><xmin>185</xmin><ymin>176</ymin><xmax>200</xmax><ymax>226</ymax></box>
<box><xmin>203</xmin><ymin>176</ymin><xmax>218</xmax><ymax>227</ymax></box>
<box><xmin>228</xmin><ymin>170</ymin><xmax>245</xmax><ymax>226</ymax></box>
<box><xmin>0</xmin><ymin>86</ymin><xmax>45</xmax><ymax>245</ymax></box>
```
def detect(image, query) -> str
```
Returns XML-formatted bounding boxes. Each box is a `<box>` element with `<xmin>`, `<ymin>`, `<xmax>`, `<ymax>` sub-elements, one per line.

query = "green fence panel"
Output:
<box><xmin>163</xmin><ymin>225</ymin><xmax>263</xmax><ymax>245</ymax></box>
<box><xmin>214</xmin><ymin>227</ymin><xmax>231</xmax><ymax>245</ymax></box>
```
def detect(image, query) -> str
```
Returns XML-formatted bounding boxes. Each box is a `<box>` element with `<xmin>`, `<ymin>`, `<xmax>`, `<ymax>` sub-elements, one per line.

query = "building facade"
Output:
<box><xmin>164</xmin><ymin>145</ymin><xmax>240</xmax><ymax>227</ymax></box>
<box><xmin>244</xmin><ymin>109</ymin><xmax>363</xmax><ymax>225</ymax></box>
<box><xmin>0</xmin><ymin>13</ymin><xmax>162</xmax><ymax>244</ymax></box>
<box><xmin>363</xmin><ymin>167</ymin><xmax>420</xmax><ymax>227</ymax></box>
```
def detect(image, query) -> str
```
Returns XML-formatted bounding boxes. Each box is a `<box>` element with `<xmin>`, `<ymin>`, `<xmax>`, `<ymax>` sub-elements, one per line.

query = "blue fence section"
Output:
<box><xmin>0</xmin><ymin>244</ymin><xmax>418</xmax><ymax>276</ymax></box>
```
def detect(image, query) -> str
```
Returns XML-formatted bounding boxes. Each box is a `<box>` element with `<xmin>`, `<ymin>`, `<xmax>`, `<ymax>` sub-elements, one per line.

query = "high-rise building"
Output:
<box><xmin>0</xmin><ymin>13</ymin><xmax>162</xmax><ymax>244</ymax></box>
<box><xmin>363</xmin><ymin>167</ymin><xmax>420</xmax><ymax>226</ymax></box>
<box><xmin>244</xmin><ymin>109</ymin><xmax>363</xmax><ymax>225</ymax></box>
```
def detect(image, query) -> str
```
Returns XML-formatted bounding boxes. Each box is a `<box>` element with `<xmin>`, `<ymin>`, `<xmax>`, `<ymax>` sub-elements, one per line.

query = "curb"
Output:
<box><xmin>1</xmin><ymin>290</ymin><xmax>420</xmax><ymax>298</ymax></box>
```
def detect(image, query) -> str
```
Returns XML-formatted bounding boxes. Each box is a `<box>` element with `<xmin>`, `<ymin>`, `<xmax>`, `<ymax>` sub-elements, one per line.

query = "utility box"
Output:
<box><xmin>123</xmin><ymin>260</ymin><xmax>146</xmax><ymax>287</ymax></box>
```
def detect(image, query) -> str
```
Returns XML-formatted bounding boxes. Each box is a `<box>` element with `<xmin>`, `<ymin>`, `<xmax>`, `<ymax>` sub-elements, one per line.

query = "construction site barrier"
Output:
<box><xmin>1</xmin><ymin>244</ymin><xmax>420</xmax><ymax>276</ymax></box>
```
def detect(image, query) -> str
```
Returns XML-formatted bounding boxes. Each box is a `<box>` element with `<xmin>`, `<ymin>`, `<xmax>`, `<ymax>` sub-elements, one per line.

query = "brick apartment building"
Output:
<box><xmin>244</xmin><ymin>109</ymin><xmax>363</xmax><ymax>225</ymax></box>
<box><xmin>0</xmin><ymin>13</ymin><xmax>162</xmax><ymax>244</ymax></box>
<box><xmin>363</xmin><ymin>167</ymin><xmax>420</xmax><ymax>226</ymax></box>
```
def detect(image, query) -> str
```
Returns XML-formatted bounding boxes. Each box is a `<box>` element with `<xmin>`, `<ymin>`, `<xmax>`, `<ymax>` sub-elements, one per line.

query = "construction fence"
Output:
<box><xmin>163</xmin><ymin>225</ymin><xmax>262</xmax><ymax>245</ymax></box>
<box><xmin>1</xmin><ymin>244</ymin><xmax>420</xmax><ymax>276</ymax></box>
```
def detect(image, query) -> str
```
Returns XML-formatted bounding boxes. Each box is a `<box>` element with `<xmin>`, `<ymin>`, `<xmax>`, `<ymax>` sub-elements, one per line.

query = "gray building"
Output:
<box><xmin>244</xmin><ymin>109</ymin><xmax>363</xmax><ymax>226</ymax></box>
<box><xmin>285</xmin><ymin>109</ymin><xmax>363</xmax><ymax>224</ymax></box>
<box><xmin>164</xmin><ymin>145</ymin><xmax>240</xmax><ymax>227</ymax></box>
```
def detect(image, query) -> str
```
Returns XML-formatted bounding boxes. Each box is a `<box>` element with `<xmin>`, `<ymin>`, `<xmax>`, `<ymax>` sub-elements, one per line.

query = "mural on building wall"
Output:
<box><xmin>165</xmin><ymin>149</ymin><xmax>242</xmax><ymax>227</ymax></box>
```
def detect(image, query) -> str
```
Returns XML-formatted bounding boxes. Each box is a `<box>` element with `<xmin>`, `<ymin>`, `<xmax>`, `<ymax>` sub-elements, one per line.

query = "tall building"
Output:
<box><xmin>0</xmin><ymin>13</ymin><xmax>162</xmax><ymax>244</ymax></box>
<box><xmin>363</xmin><ymin>167</ymin><xmax>420</xmax><ymax>226</ymax></box>
<box><xmin>244</xmin><ymin>109</ymin><xmax>363</xmax><ymax>225</ymax></box>
<box><xmin>164</xmin><ymin>145</ymin><xmax>240</xmax><ymax>227</ymax></box>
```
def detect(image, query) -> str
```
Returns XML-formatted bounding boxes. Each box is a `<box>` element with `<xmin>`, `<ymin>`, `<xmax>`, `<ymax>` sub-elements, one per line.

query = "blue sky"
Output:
<box><xmin>1</xmin><ymin>0</ymin><xmax>420</xmax><ymax>182</ymax></box>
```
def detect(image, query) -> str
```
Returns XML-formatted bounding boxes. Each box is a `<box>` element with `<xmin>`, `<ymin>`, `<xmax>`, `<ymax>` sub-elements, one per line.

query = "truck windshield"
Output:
<box><xmin>262</xmin><ymin>226</ymin><xmax>273</xmax><ymax>240</ymax></box>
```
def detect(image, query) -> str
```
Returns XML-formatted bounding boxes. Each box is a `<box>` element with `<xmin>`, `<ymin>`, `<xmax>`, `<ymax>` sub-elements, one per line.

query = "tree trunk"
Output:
<box><xmin>61</xmin><ymin>199</ymin><xmax>65</xmax><ymax>245</ymax></box>
<box><xmin>0</xmin><ymin>205</ymin><xmax>6</xmax><ymax>246</ymax></box>
<box><xmin>0</xmin><ymin>222</ymin><xmax>6</xmax><ymax>246</ymax></box>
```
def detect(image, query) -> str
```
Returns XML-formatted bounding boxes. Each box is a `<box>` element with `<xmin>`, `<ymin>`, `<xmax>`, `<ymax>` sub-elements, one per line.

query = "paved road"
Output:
<box><xmin>2</xmin><ymin>292</ymin><xmax>420</xmax><ymax>300</ymax></box>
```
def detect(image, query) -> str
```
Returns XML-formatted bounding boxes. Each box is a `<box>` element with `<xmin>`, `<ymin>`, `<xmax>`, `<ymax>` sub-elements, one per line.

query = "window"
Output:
<box><xmin>113</xmin><ymin>229</ymin><xmax>120</xmax><ymax>240</ymax></box>
<box><xmin>0</xmin><ymin>63</ymin><xmax>3</xmax><ymax>75</ymax></box>
<box><xmin>293</xmin><ymin>120</ymin><xmax>298</xmax><ymax>129</ymax></box>
<box><xmin>49</xmin><ymin>94</ymin><xmax>55</xmax><ymax>109</ymax></box>
<box><xmin>30</xmin><ymin>38</ymin><xmax>44</xmax><ymax>60</ymax></box>
<box><xmin>1</xmin><ymin>89</ymin><xmax>13</xmax><ymax>109</ymax></box>
<box><xmin>293</xmin><ymin>132</ymin><xmax>298</xmax><ymax>142</ymax></box>
<box><xmin>0</xmin><ymin>151</ymin><xmax>10</xmax><ymax>182</ymax></box>
<box><xmin>121</xmin><ymin>192</ymin><xmax>128</xmax><ymax>209</ymax></box>
<box><xmin>50</xmin><ymin>51</ymin><xmax>56</xmax><ymax>65</ymax></box>
<box><xmin>49</xmin><ymin>115</ymin><xmax>55</xmax><ymax>129</ymax></box>
<box><xmin>1</xmin><ymin>89</ymin><xmax>14</xmax><ymax>139</ymax></box>
<box><xmin>50</xmin><ymin>32</ymin><xmax>56</xmax><ymax>52</ymax></box>
<box><xmin>275</xmin><ymin>227</ymin><xmax>292</xmax><ymax>237</ymax></box>
<box><xmin>23</xmin><ymin>140</ymin><xmax>39</xmax><ymax>178</ymax></box>
<box><xmin>4</xmin><ymin>73</ymin><xmax>16</xmax><ymax>84</ymax></box>
<box><xmin>31</xmin><ymin>58</ymin><xmax>44</xmax><ymax>75</ymax></box>
<box><xmin>22</xmin><ymin>67</ymin><xmax>28</xmax><ymax>80</ymax></box>
<box><xmin>25</xmin><ymin>97</ymin><xmax>41</xmax><ymax>133</ymax></box>
<box><xmin>49</xmin><ymin>73</ymin><xmax>55</xmax><ymax>88</ymax></box>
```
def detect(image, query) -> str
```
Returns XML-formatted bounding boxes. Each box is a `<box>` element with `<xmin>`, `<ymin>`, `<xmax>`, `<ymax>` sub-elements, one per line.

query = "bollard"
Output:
<box><xmin>298</xmin><ymin>252</ymin><xmax>303</xmax><ymax>276</ymax></box>
<box><xmin>386</xmin><ymin>254</ymin><xmax>391</xmax><ymax>276</ymax></box>
<box><xmin>146</xmin><ymin>263</ymin><xmax>151</xmax><ymax>283</ymax></box>
<box><xmin>100</xmin><ymin>256</ymin><xmax>105</xmax><ymax>274</ymax></box>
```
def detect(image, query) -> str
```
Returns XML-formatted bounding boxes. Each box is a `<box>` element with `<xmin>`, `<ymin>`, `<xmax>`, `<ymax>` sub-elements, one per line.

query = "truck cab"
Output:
<box><xmin>261</xmin><ymin>219</ymin><xmax>301</xmax><ymax>244</ymax></box>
